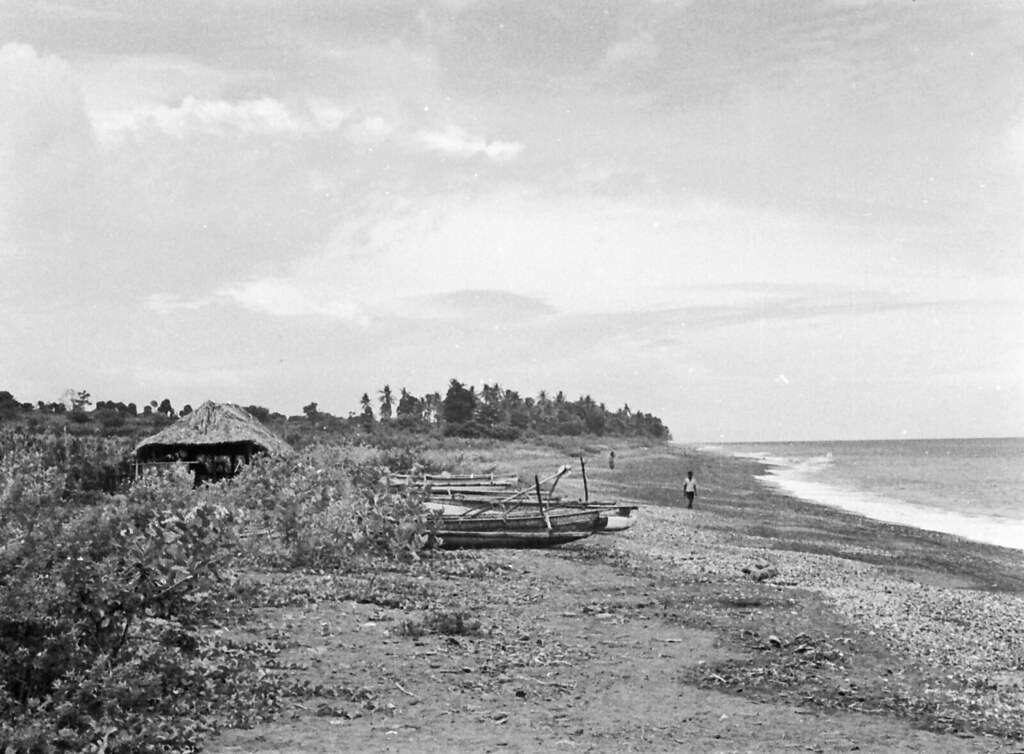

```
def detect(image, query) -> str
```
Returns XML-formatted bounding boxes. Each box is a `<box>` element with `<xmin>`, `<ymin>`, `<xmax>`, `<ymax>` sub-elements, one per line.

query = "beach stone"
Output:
<box><xmin>742</xmin><ymin>563</ymin><xmax>779</xmax><ymax>581</ymax></box>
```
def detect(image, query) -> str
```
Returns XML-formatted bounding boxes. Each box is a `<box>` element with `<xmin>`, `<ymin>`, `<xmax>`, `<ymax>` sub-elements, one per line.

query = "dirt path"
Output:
<box><xmin>208</xmin><ymin>543</ymin><xmax>1018</xmax><ymax>753</ymax></box>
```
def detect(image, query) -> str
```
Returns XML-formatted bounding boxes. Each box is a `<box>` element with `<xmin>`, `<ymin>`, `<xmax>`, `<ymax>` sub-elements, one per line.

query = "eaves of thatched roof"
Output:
<box><xmin>134</xmin><ymin>401</ymin><xmax>292</xmax><ymax>457</ymax></box>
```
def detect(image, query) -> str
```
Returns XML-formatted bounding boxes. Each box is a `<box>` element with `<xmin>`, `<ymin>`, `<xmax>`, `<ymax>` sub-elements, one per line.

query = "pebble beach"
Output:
<box><xmin>599</xmin><ymin>441</ymin><xmax>1024</xmax><ymax>742</ymax></box>
<box><xmin>211</xmin><ymin>438</ymin><xmax>1024</xmax><ymax>752</ymax></box>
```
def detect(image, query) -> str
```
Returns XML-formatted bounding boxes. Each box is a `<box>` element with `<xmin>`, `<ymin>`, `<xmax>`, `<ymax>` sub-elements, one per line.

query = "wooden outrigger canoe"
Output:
<box><xmin>431</xmin><ymin>508</ymin><xmax>602</xmax><ymax>549</ymax></box>
<box><xmin>425</xmin><ymin>499</ymin><xmax>638</xmax><ymax>533</ymax></box>
<box><xmin>388</xmin><ymin>473</ymin><xmax>520</xmax><ymax>489</ymax></box>
<box><xmin>393</xmin><ymin>460</ymin><xmax>638</xmax><ymax>546</ymax></box>
<box><xmin>420</xmin><ymin>460</ymin><xmax>638</xmax><ymax>534</ymax></box>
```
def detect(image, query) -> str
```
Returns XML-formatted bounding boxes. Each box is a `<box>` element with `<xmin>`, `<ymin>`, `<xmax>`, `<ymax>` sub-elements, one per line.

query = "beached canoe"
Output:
<box><xmin>388</xmin><ymin>473</ymin><xmax>520</xmax><ymax>489</ymax></box>
<box><xmin>424</xmin><ymin>500</ymin><xmax>638</xmax><ymax>533</ymax></box>
<box><xmin>431</xmin><ymin>508</ymin><xmax>602</xmax><ymax>549</ymax></box>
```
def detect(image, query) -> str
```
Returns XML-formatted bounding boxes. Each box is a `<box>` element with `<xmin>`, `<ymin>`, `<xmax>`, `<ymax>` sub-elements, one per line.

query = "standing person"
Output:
<box><xmin>608</xmin><ymin>450</ymin><xmax>616</xmax><ymax>470</ymax></box>
<box><xmin>683</xmin><ymin>470</ymin><xmax>697</xmax><ymax>508</ymax></box>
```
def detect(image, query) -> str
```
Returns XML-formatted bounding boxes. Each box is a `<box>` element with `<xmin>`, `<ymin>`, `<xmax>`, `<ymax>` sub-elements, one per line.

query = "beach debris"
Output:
<box><xmin>742</xmin><ymin>562</ymin><xmax>779</xmax><ymax>582</ymax></box>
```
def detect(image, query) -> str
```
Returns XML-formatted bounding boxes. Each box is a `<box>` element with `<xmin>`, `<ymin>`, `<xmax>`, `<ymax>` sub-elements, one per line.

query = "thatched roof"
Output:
<box><xmin>134</xmin><ymin>401</ymin><xmax>292</xmax><ymax>458</ymax></box>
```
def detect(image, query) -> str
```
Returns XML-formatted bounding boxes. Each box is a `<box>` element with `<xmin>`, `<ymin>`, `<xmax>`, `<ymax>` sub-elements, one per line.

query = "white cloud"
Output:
<box><xmin>414</xmin><ymin>124</ymin><xmax>523</xmax><ymax>160</ymax></box>
<box><xmin>353</xmin><ymin>115</ymin><xmax>398</xmax><ymax>140</ymax></box>
<box><xmin>0</xmin><ymin>42</ymin><xmax>97</xmax><ymax>246</ymax></box>
<box><xmin>203</xmin><ymin>186</ymin><xmax>915</xmax><ymax>326</ymax></box>
<box><xmin>217</xmin><ymin>278</ymin><xmax>368</xmax><ymax>324</ymax></box>
<box><xmin>94</xmin><ymin>96</ymin><xmax>350</xmax><ymax>139</ymax></box>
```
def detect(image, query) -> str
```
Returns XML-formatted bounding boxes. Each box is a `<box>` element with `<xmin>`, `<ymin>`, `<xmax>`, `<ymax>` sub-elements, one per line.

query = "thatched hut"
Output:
<box><xmin>134</xmin><ymin>401</ymin><xmax>292</xmax><ymax>484</ymax></box>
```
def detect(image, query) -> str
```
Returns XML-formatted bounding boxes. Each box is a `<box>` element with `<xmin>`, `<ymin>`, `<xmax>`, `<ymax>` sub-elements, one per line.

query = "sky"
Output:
<box><xmin>1</xmin><ymin>0</ymin><xmax>1022</xmax><ymax>442</ymax></box>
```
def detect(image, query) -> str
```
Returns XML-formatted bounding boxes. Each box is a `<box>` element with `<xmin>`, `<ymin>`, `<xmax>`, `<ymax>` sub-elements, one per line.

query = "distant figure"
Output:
<box><xmin>608</xmin><ymin>450</ymin><xmax>616</xmax><ymax>470</ymax></box>
<box><xmin>193</xmin><ymin>454</ymin><xmax>210</xmax><ymax>488</ymax></box>
<box><xmin>683</xmin><ymin>470</ymin><xmax>697</xmax><ymax>509</ymax></box>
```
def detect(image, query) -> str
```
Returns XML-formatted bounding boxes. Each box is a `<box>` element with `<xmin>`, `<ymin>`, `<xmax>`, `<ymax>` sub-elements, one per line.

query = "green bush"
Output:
<box><xmin>223</xmin><ymin>444</ymin><xmax>434</xmax><ymax>568</ymax></box>
<box><xmin>0</xmin><ymin>433</ymin><xmax>436</xmax><ymax>751</ymax></box>
<box><xmin>0</xmin><ymin>441</ymin><xmax>252</xmax><ymax>752</ymax></box>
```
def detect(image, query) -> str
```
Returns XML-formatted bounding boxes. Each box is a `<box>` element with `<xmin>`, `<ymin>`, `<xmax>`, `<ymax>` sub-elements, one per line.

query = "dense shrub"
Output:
<box><xmin>0</xmin><ymin>447</ymin><xmax>251</xmax><ymax>752</ymax></box>
<box><xmin>0</xmin><ymin>429</ymin><xmax>132</xmax><ymax>499</ymax></box>
<box><xmin>0</xmin><ymin>431</ymin><xmax>437</xmax><ymax>751</ymax></box>
<box><xmin>223</xmin><ymin>445</ymin><xmax>434</xmax><ymax>568</ymax></box>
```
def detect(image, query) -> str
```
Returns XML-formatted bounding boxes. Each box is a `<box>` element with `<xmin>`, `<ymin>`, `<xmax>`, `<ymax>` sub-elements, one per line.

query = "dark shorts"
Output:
<box><xmin>684</xmin><ymin>491</ymin><xmax>695</xmax><ymax>502</ymax></box>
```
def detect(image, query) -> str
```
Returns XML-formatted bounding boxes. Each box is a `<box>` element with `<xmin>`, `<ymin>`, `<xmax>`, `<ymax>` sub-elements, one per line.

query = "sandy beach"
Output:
<box><xmin>209</xmin><ymin>440</ymin><xmax>1024</xmax><ymax>753</ymax></box>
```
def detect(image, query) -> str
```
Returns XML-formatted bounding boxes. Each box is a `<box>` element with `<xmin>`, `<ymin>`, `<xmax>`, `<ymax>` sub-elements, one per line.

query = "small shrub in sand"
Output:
<box><xmin>398</xmin><ymin>610</ymin><xmax>484</xmax><ymax>638</ymax></box>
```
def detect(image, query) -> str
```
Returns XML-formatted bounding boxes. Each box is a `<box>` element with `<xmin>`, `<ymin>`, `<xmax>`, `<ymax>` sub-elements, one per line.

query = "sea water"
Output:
<box><xmin>699</xmin><ymin>438</ymin><xmax>1024</xmax><ymax>553</ymax></box>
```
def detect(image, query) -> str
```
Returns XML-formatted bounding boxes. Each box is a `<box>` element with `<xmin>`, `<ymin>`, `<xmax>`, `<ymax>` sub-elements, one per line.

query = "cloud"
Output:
<box><xmin>0</xmin><ymin>42</ymin><xmax>98</xmax><ymax>247</ymax></box>
<box><xmin>217</xmin><ymin>278</ymin><xmax>368</xmax><ymax>324</ymax></box>
<box><xmin>407</xmin><ymin>289</ymin><xmax>555</xmax><ymax>320</ymax></box>
<box><xmin>94</xmin><ymin>95</ymin><xmax>351</xmax><ymax>139</ymax></box>
<box><xmin>349</xmin><ymin>114</ymin><xmax>398</xmax><ymax>142</ymax></box>
<box><xmin>198</xmin><ymin>186</ymin><xmax>910</xmax><ymax>328</ymax></box>
<box><xmin>414</xmin><ymin>124</ymin><xmax>523</xmax><ymax>160</ymax></box>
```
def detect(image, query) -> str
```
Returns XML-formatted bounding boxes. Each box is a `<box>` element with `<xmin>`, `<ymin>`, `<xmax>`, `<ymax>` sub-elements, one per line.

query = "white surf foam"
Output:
<box><xmin>757</xmin><ymin>458</ymin><xmax>1024</xmax><ymax>553</ymax></box>
<box><xmin>697</xmin><ymin>444</ymin><xmax>1024</xmax><ymax>552</ymax></box>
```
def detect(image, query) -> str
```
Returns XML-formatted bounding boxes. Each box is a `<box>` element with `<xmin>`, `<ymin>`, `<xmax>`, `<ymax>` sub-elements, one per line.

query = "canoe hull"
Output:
<box><xmin>425</xmin><ymin>501</ymin><xmax>638</xmax><ymax>534</ymax></box>
<box><xmin>432</xmin><ymin>509</ymin><xmax>601</xmax><ymax>549</ymax></box>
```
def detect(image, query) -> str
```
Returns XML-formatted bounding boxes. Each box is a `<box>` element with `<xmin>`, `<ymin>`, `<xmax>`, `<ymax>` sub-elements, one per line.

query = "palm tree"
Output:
<box><xmin>379</xmin><ymin>385</ymin><xmax>393</xmax><ymax>421</ymax></box>
<box><xmin>423</xmin><ymin>392</ymin><xmax>442</xmax><ymax>424</ymax></box>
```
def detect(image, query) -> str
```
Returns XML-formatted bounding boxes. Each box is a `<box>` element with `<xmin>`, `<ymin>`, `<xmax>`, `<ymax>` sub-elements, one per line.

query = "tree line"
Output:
<box><xmin>0</xmin><ymin>380</ymin><xmax>671</xmax><ymax>441</ymax></box>
<box><xmin>304</xmin><ymin>379</ymin><xmax>670</xmax><ymax>440</ymax></box>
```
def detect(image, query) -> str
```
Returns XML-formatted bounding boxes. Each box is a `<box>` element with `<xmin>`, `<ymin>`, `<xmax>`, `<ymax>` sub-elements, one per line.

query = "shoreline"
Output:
<box><xmin>209</xmin><ymin>438</ymin><xmax>1024</xmax><ymax>752</ymax></box>
<box><xmin>689</xmin><ymin>438</ymin><xmax>1024</xmax><ymax>554</ymax></box>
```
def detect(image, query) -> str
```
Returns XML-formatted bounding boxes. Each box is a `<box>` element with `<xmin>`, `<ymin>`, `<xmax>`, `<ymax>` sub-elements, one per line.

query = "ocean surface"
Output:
<box><xmin>699</xmin><ymin>437</ymin><xmax>1024</xmax><ymax>552</ymax></box>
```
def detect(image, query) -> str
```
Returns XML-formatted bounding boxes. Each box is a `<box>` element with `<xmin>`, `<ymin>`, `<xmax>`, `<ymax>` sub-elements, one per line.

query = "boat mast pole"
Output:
<box><xmin>535</xmin><ymin>475</ymin><xmax>551</xmax><ymax>531</ymax></box>
<box><xmin>580</xmin><ymin>456</ymin><xmax>589</xmax><ymax>503</ymax></box>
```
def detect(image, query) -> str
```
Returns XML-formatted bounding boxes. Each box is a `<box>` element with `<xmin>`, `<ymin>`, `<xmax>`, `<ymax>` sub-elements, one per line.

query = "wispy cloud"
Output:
<box><xmin>217</xmin><ymin>278</ymin><xmax>368</xmax><ymax>324</ymax></box>
<box><xmin>0</xmin><ymin>42</ymin><xmax>97</xmax><ymax>244</ymax></box>
<box><xmin>414</xmin><ymin>124</ymin><xmax>523</xmax><ymax>160</ymax></box>
<box><xmin>93</xmin><ymin>96</ymin><xmax>350</xmax><ymax>139</ymax></box>
<box><xmin>408</xmin><ymin>289</ymin><xmax>554</xmax><ymax>320</ymax></box>
<box><xmin>193</xmin><ymin>185</ymin><xmax>967</xmax><ymax>329</ymax></box>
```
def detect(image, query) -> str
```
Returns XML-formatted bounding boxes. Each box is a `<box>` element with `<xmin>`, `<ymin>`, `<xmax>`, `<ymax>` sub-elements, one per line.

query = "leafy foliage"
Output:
<box><xmin>0</xmin><ymin>430</ymin><xmax>436</xmax><ymax>751</ymax></box>
<box><xmin>222</xmin><ymin>445</ymin><xmax>434</xmax><ymax>569</ymax></box>
<box><xmin>0</xmin><ymin>381</ymin><xmax>672</xmax><ymax>444</ymax></box>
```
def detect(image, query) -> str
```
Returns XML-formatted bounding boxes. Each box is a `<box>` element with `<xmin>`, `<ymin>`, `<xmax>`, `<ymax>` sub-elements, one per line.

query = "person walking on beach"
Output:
<box><xmin>683</xmin><ymin>471</ymin><xmax>697</xmax><ymax>508</ymax></box>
